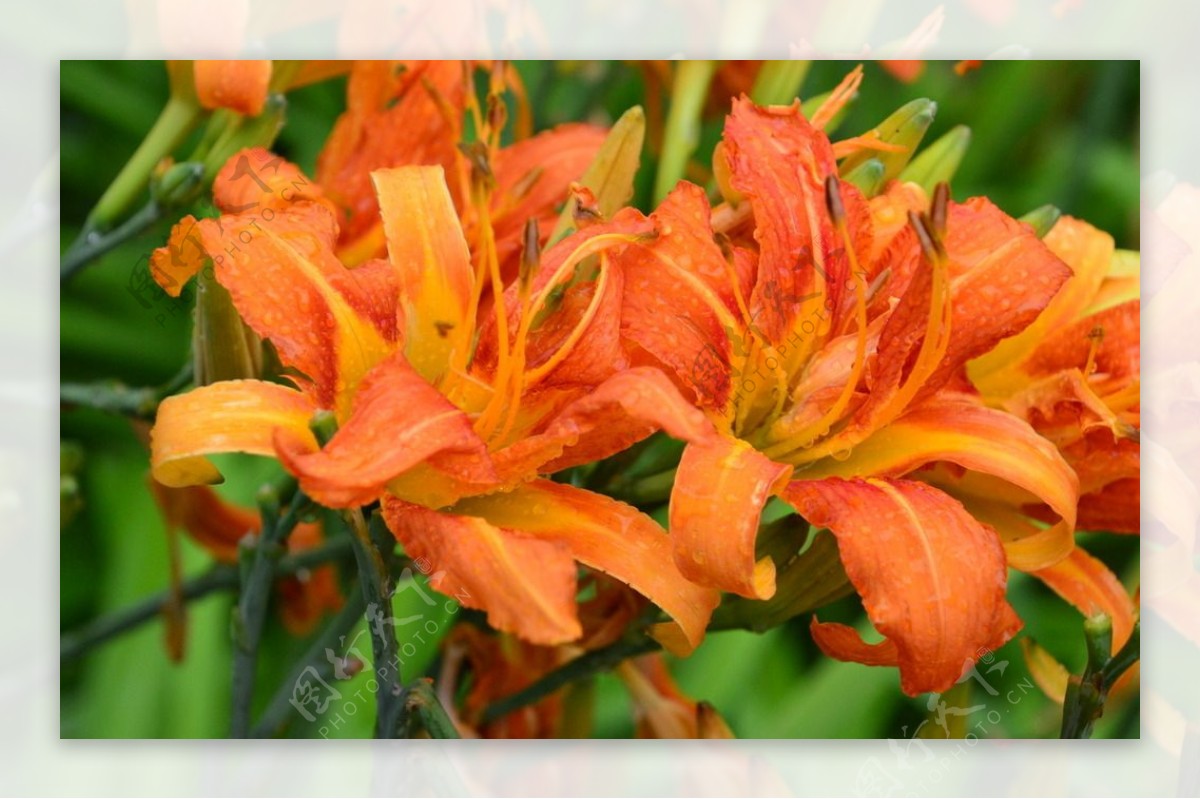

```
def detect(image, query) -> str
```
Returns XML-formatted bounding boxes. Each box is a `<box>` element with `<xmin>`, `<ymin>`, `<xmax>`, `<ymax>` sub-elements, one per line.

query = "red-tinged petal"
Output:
<box><xmin>1032</xmin><ymin>547</ymin><xmax>1136</xmax><ymax>650</ymax></box>
<box><xmin>879</xmin><ymin>60</ymin><xmax>925</xmax><ymax>83</ymax></box>
<box><xmin>809</xmin><ymin>620</ymin><xmax>899</xmax><ymax>666</ymax></box>
<box><xmin>722</xmin><ymin>97</ymin><xmax>841</xmax><ymax>343</ymax></box>
<box><xmin>150</xmin><ymin>380</ymin><xmax>316</xmax><ymax>487</ymax></box>
<box><xmin>925</xmin><ymin>198</ymin><xmax>1072</xmax><ymax>393</ymax></box>
<box><xmin>669</xmin><ymin>435</ymin><xmax>793</xmax><ymax>599</ymax></box>
<box><xmin>807</xmin><ymin>393</ymin><xmax>1079</xmax><ymax>535</ymax></box>
<box><xmin>1024</xmin><ymin>300</ymin><xmax>1140</xmax><ymax>384</ymax></box>
<box><xmin>782</xmin><ymin>477</ymin><xmax>1020</xmax><ymax>695</ymax></box>
<box><xmin>1075</xmin><ymin>477</ymin><xmax>1140</xmax><ymax>534</ymax></box>
<box><xmin>194</xmin><ymin>59</ymin><xmax>271</xmax><ymax>116</ymax></box>
<box><xmin>511</xmin><ymin>367</ymin><xmax>717</xmax><ymax>478</ymax></box>
<box><xmin>971</xmin><ymin>216</ymin><xmax>1115</xmax><ymax>390</ymax></box>
<box><xmin>318</xmin><ymin>61</ymin><xmax>466</xmax><ymax>252</ymax></box>
<box><xmin>211</xmin><ymin>147</ymin><xmax>328</xmax><ymax>216</ymax></box>
<box><xmin>373</xmin><ymin>165</ymin><xmax>475</xmax><ymax>384</ymax></box>
<box><xmin>454</xmin><ymin>481</ymin><xmax>720</xmax><ymax>654</ymax></box>
<box><xmin>616</xmin><ymin>181</ymin><xmax>743</xmax><ymax>409</ymax></box>
<box><xmin>490</xmin><ymin>123</ymin><xmax>607</xmax><ymax>274</ymax></box>
<box><xmin>150</xmin><ymin>215</ymin><xmax>211</xmax><ymax>297</ymax></box>
<box><xmin>275</xmin><ymin>352</ymin><xmax>491</xmax><ymax>508</ymax></box>
<box><xmin>148</xmin><ymin>482</ymin><xmax>259</xmax><ymax>563</ymax></box>
<box><xmin>381</xmin><ymin>494</ymin><xmax>582</xmax><ymax>645</ymax></box>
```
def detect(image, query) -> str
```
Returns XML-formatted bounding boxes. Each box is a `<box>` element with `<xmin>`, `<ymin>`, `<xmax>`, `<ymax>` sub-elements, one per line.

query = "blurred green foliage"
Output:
<box><xmin>60</xmin><ymin>60</ymin><xmax>1139</xmax><ymax>739</ymax></box>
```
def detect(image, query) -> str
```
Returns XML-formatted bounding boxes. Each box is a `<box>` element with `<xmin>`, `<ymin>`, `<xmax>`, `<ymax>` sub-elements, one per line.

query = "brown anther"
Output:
<box><xmin>519</xmin><ymin>218</ymin><xmax>541</xmax><ymax>288</ymax></box>
<box><xmin>931</xmin><ymin>182</ymin><xmax>950</xmax><ymax>239</ymax></box>
<box><xmin>824</xmin><ymin>175</ymin><xmax>846</xmax><ymax>225</ymax></box>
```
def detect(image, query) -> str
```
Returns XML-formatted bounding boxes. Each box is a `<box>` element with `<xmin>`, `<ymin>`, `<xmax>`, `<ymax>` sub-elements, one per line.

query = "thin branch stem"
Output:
<box><xmin>402</xmin><ymin>678</ymin><xmax>463</xmax><ymax>739</ymax></box>
<box><xmin>230</xmin><ymin>482</ymin><xmax>312</xmax><ymax>738</ymax></box>
<box><xmin>60</xmin><ymin>536</ymin><xmax>352</xmax><ymax>662</ymax></box>
<box><xmin>61</xmin><ymin>199</ymin><xmax>165</xmax><ymax>281</ymax></box>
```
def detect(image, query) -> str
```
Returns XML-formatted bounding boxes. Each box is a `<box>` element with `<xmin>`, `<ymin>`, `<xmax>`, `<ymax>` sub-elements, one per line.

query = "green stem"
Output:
<box><xmin>1060</xmin><ymin>614</ymin><xmax>1140</xmax><ymax>738</ymax></box>
<box><xmin>60</xmin><ymin>362</ymin><xmax>192</xmax><ymax>419</ymax></box>
<box><xmin>60</xmin><ymin>536</ymin><xmax>352</xmax><ymax>662</ymax></box>
<box><xmin>61</xmin><ymin>199</ymin><xmax>164</xmax><ymax>281</ymax></box>
<box><xmin>84</xmin><ymin>97</ymin><xmax>203</xmax><ymax>237</ymax></box>
<box><xmin>653</xmin><ymin>60</ymin><xmax>717</xmax><ymax>203</ymax></box>
<box><xmin>344</xmin><ymin>509</ymin><xmax>407</xmax><ymax>738</ymax></box>
<box><xmin>230</xmin><ymin>481</ymin><xmax>312</xmax><ymax>738</ymax></box>
<box><xmin>250</xmin><ymin>585</ymin><xmax>368</xmax><ymax>738</ymax></box>
<box><xmin>402</xmin><ymin>679</ymin><xmax>463</xmax><ymax>739</ymax></box>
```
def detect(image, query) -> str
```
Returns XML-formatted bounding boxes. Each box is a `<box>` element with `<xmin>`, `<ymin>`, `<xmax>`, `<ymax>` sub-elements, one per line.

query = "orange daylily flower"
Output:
<box><xmin>149</xmin><ymin>482</ymin><xmax>343</xmax><ymax>636</ymax></box>
<box><xmin>613</xmin><ymin>95</ymin><xmax>1078</xmax><ymax>694</ymax></box>
<box><xmin>963</xmin><ymin>215</ymin><xmax>1140</xmax><ymax>645</ymax></box>
<box><xmin>148</xmin><ymin>148</ymin><xmax>719</xmax><ymax>651</ymax></box>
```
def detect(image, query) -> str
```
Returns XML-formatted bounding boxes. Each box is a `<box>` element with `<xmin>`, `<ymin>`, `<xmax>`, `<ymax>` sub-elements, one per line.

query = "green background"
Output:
<box><xmin>60</xmin><ymin>60</ymin><xmax>1140</xmax><ymax>738</ymax></box>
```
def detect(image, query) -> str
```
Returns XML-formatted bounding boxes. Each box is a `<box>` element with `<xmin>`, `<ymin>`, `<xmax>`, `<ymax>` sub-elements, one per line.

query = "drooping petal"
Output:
<box><xmin>381</xmin><ymin>493</ymin><xmax>581</xmax><ymax>644</ymax></box>
<box><xmin>149</xmin><ymin>214</ymin><xmax>210</xmax><ymax>297</ymax></box>
<box><xmin>669</xmin><ymin>435</ymin><xmax>792</xmax><ymax>599</ymax></box>
<box><xmin>148</xmin><ymin>482</ymin><xmax>260</xmax><ymax>562</ymax></box>
<box><xmin>1031</xmin><ymin>547</ymin><xmax>1136</xmax><ymax>650</ymax></box>
<box><xmin>809</xmin><ymin>620</ymin><xmax>900</xmax><ymax>667</ymax></box>
<box><xmin>782</xmin><ymin>477</ymin><xmax>1021</xmax><ymax>695</ymax></box>
<box><xmin>372</xmin><ymin>165</ymin><xmax>475</xmax><ymax>384</ymax></box>
<box><xmin>151</xmin><ymin>380</ymin><xmax>317</xmax><ymax>487</ymax></box>
<box><xmin>274</xmin><ymin>352</ymin><xmax>491</xmax><ymax>508</ymax></box>
<box><xmin>453</xmin><ymin>481</ymin><xmax>720</xmax><ymax>653</ymax></box>
<box><xmin>194</xmin><ymin>59</ymin><xmax>271</xmax><ymax>116</ymax></box>
<box><xmin>807</xmin><ymin>393</ymin><xmax>1079</xmax><ymax>535</ymax></box>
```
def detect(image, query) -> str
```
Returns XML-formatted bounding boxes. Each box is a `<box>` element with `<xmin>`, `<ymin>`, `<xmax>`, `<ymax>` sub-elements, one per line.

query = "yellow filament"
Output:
<box><xmin>791</xmin><ymin>222</ymin><xmax>952</xmax><ymax>465</ymax></box>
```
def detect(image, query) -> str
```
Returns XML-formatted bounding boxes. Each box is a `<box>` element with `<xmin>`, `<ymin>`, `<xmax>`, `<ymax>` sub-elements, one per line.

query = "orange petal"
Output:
<box><xmin>151</xmin><ymin>380</ymin><xmax>316</xmax><ymax>488</ymax></box>
<box><xmin>211</xmin><ymin>147</ymin><xmax>329</xmax><ymax>216</ymax></box>
<box><xmin>453</xmin><ymin>480</ymin><xmax>720</xmax><ymax>653</ymax></box>
<box><xmin>150</xmin><ymin>215</ymin><xmax>210</xmax><ymax>297</ymax></box>
<box><xmin>510</xmin><ymin>366</ymin><xmax>717</xmax><ymax>478</ymax></box>
<box><xmin>923</xmin><ymin>197</ymin><xmax>1072</xmax><ymax>396</ymax></box>
<box><xmin>1031</xmin><ymin>547</ymin><xmax>1136</xmax><ymax>650</ymax></box>
<box><xmin>372</xmin><ymin>165</ymin><xmax>474</xmax><ymax>384</ymax></box>
<box><xmin>722</xmin><ymin>97</ymin><xmax>840</xmax><ymax>343</ymax></box>
<box><xmin>1021</xmin><ymin>637</ymin><xmax>1070</xmax><ymax>703</ymax></box>
<box><xmin>318</xmin><ymin>61</ymin><xmax>466</xmax><ymax>254</ymax></box>
<box><xmin>275</xmin><ymin>352</ymin><xmax>491</xmax><ymax>508</ymax></box>
<box><xmin>669</xmin><ymin>435</ymin><xmax>793</xmax><ymax>599</ymax></box>
<box><xmin>616</xmin><ymin>181</ymin><xmax>742</xmax><ymax>409</ymax></box>
<box><xmin>970</xmin><ymin>216</ymin><xmax>1115</xmax><ymax>392</ymax></box>
<box><xmin>490</xmin><ymin>123</ymin><xmax>607</xmax><ymax>276</ymax></box>
<box><xmin>809</xmin><ymin>620</ymin><xmax>900</xmax><ymax>666</ymax></box>
<box><xmin>194</xmin><ymin>60</ymin><xmax>272</xmax><ymax>116</ymax></box>
<box><xmin>782</xmin><ymin>477</ymin><xmax>1021</xmax><ymax>695</ymax></box>
<box><xmin>879</xmin><ymin>60</ymin><xmax>925</xmax><ymax>83</ymax></box>
<box><xmin>808</xmin><ymin>392</ymin><xmax>1079</xmax><ymax>535</ymax></box>
<box><xmin>1075</xmin><ymin>477</ymin><xmax>1140</xmax><ymax>534</ymax></box>
<box><xmin>199</xmin><ymin>202</ymin><xmax>391</xmax><ymax>413</ymax></box>
<box><xmin>1024</xmin><ymin>300</ymin><xmax>1140</xmax><ymax>384</ymax></box>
